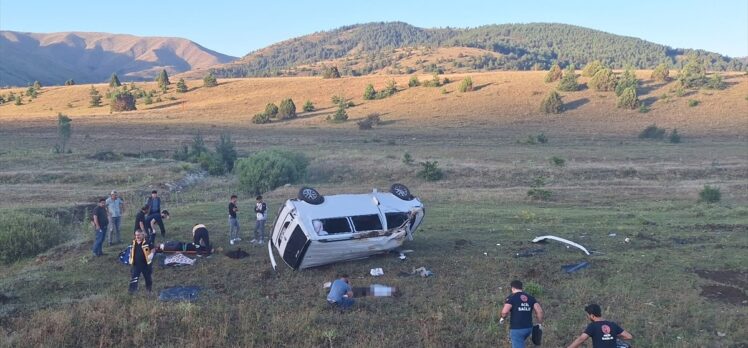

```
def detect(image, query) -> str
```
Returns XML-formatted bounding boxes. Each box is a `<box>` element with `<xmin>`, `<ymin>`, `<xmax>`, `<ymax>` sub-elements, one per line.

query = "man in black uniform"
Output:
<box><xmin>134</xmin><ymin>205</ymin><xmax>148</xmax><ymax>233</ymax></box>
<box><xmin>192</xmin><ymin>224</ymin><xmax>212</xmax><ymax>254</ymax></box>
<box><xmin>500</xmin><ymin>280</ymin><xmax>544</xmax><ymax>348</ymax></box>
<box><xmin>128</xmin><ymin>229</ymin><xmax>154</xmax><ymax>293</ymax></box>
<box><xmin>566</xmin><ymin>304</ymin><xmax>633</xmax><ymax>348</ymax></box>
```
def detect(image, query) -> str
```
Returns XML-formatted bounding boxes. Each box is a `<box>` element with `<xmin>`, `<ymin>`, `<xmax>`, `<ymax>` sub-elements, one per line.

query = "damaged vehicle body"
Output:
<box><xmin>269</xmin><ymin>184</ymin><xmax>425</xmax><ymax>270</ymax></box>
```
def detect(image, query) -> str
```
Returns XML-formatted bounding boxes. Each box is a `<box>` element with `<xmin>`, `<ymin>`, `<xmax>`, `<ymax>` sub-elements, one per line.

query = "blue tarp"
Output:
<box><xmin>158</xmin><ymin>286</ymin><xmax>200</xmax><ymax>302</ymax></box>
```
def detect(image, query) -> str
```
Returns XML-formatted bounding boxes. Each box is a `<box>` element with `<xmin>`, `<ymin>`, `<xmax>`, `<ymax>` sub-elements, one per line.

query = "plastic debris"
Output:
<box><xmin>532</xmin><ymin>235</ymin><xmax>590</xmax><ymax>255</ymax></box>
<box><xmin>413</xmin><ymin>267</ymin><xmax>434</xmax><ymax>277</ymax></box>
<box><xmin>561</xmin><ymin>261</ymin><xmax>590</xmax><ymax>273</ymax></box>
<box><xmin>370</xmin><ymin>268</ymin><xmax>384</xmax><ymax>276</ymax></box>
<box><xmin>515</xmin><ymin>248</ymin><xmax>545</xmax><ymax>258</ymax></box>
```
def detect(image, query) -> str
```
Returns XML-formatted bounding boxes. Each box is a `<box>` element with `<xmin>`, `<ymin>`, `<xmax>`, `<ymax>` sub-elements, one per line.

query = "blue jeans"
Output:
<box><xmin>510</xmin><ymin>328</ymin><xmax>533</xmax><ymax>348</ymax></box>
<box><xmin>92</xmin><ymin>227</ymin><xmax>106</xmax><ymax>256</ymax></box>
<box><xmin>254</xmin><ymin>220</ymin><xmax>266</xmax><ymax>242</ymax></box>
<box><xmin>229</xmin><ymin>217</ymin><xmax>240</xmax><ymax>240</ymax></box>
<box><xmin>109</xmin><ymin>216</ymin><xmax>122</xmax><ymax>244</ymax></box>
<box><xmin>329</xmin><ymin>297</ymin><xmax>355</xmax><ymax>310</ymax></box>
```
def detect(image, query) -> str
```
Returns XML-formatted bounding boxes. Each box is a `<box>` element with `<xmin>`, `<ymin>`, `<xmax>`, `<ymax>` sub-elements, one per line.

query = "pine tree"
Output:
<box><xmin>590</xmin><ymin>68</ymin><xmax>617</xmax><ymax>91</ymax></box>
<box><xmin>557</xmin><ymin>65</ymin><xmax>579</xmax><ymax>91</ymax></box>
<box><xmin>678</xmin><ymin>55</ymin><xmax>706</xmax><ymax>88</ymax></box>
<box><xmin>540</xmin><ymin>90</ymin><xmax>564</xmax><ymax>114</ymax></box>
<box><xmin>89</xmin><ymin>86</ymin><xmax>102</xmax><ymax>107</ymax></box>
<box><xmin>203</xmin><ymin>72</ymin><xmax>218</xmax><ymax>87</ymax></box>
<box><xmin>363</xmin><ymin>84</ymin><xmax>376</xmax><ymax>100</ymax></box>
<box><xmin>65</xmin><ymin>79</ymin><xmax>76</xmax><ymax>86</ymax></box>
<box><xmin>617</xmin><ymin>87</ymin><xmax>639</xmax><ymax>109</ymax></box>
<box><xmin>109</xmin><ymin>73</ymin><xmax>121</xmax><ymax>87</ymax></box>
<box><xmin>176</xmin><ymin>78</ymin><xmax>188</xmax><ymax>93</ymax></box>
<box><xmin>278</xmin><ymin>98</ymin><xmax>297</xmax><ymax>119</ymax></box>
<box><xmin>33</xmin><ymin>80</ymin><xmax>42</xmax><ymax>90</ymax></box>
<box><xmin>615</xmin><ymin>68</ymin><xmax>638</xmax><ymax>96</ymax></box>
<box><xmin>582</xmin><ymin>60</ymin><xmax>604</xmax><ymax>77</ymax></box>
<box><xmin>156</xmin><ymin>69</ymin><xmax>170</xmax><ymax>88</ymax></box>
<box><xmin>651</xmin><ymin>63</ymin><xmax>670</xmax><ymax>82</ymax></box>
<box><xmin>302</xmin><ymin>100</ymin><xmax>315</xmax><ymax>112</ymax></box>
<box><xmin>57</xmin><ymin>113</ymin><xmax>72</xmax><ymax>153</ymax></box>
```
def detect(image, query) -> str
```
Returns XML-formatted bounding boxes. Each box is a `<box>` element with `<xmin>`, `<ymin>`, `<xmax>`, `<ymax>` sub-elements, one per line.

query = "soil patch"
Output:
<box><xmin>225</xmin><ymin>248</ymin><xmax>249</xmax><ymax>259</ymax></box>
<box><xmin>453</xmin><ymin>239</ymin><xmax>472</xmax><ymax>250</ymax></box>
<box><xmin>695</xmin><ymin>269</ymin><xmax>748</xmax><ymax>289</ymax></box>
<box><xmin>699</xmin><ymin>285</ymin><xmax>748</xmax><ymax>305</ymax></box>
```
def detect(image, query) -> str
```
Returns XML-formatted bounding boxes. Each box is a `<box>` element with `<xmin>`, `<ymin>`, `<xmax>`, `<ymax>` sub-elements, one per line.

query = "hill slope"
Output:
<box><xmin>211</xmin><ymin>22</ymin><xmax>743</xmax><ymax>77</ymax></box>
<box><xmin>0</xmin><ymin>31</ymin><xmax>237</xmax><ymax>86</ymax></box>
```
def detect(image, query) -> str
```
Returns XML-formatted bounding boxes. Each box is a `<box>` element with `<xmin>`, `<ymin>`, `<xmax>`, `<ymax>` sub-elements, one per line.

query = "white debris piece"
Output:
<box><xmin>532</xmin><ymin>235</ymin><xmax>590</xmax><ymax>255</ymax></box>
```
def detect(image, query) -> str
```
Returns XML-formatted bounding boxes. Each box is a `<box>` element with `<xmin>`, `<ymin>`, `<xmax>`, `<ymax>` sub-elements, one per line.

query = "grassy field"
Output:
<box><xmin>0</xmin><ymin>71</ymin><xmax>747</xmax><ymax>347</ymax></box>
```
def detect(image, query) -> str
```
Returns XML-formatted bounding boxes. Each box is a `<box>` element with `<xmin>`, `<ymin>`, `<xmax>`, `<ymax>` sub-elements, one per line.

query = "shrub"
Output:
<box><xmin>540</xmin><ymin>91</ymin><xmax>563</xmax><ymax>114</ymax></box>
<box><xmin>458</xmin><ymin>77</ymin><xmax>473</xmax><ymax>92</ymax></box>
<box><xmin>57</xmin><ymin>113</ymin><xmax>72</xmax><ymax>153</ymax></box>
<box><xmin>197</xmin><ymin>151</ymin><xmax>226</xmax><ymax>175</ymax></box>
<box><xmin>423</xmin><ymin>74</ymin><xmax>441</xmax><ymax>87</ymax></box>
<box><xmin>322</xmin><ymin>66</ymin><xmax>341</xmax><ymax>79</ymax></box>
<box><xmin>615</xmin><ymin>68</ymin><xmax>638</xmax><ymax>96</ymax></box>
<box><xmin>65</xmin><ymin>79</ymin><xmax>75</xmax><ymax>86</ymax></box>
<box><xmin>278</xmin><ymin>98</ymin><xmax>297</xmax><ymax>120</ymax></box>
<box><xmin>143</xmin><ymin>94</ymin><xmax>153</xmax><ymax>105</ymax></box>
<box><xmin>678</xmin><ymin>55</ymin><xmax>706</xmax><ymax>88</ymax></box>
<box><xmin>638</xmin><ymin>104</ymin><xmax>650</xmax><ymax>113</ymax></box>
<box><xmin>109</xmin><ymin>73</ymin><xmax>121</xmax><ymax>87</ymax></box>
<box><xmin>442</xmin><ymin>77</ymin><xmax>450</xmax><ymax>84</ymax></box>
<box><xmin>14</xmin><ymin>96</ymin><xmax>22</xmax><ymax>105</ymax></box>
<box><xmin>203</xmin><ymin>72</ymin><xmax>218</xmax><ymax>87</ymax></box>
<box><xmin>302</xmin><ymin>100</ymin><xmax>315</xmax><ymax>112</ymax></box>
<box><xmin>527</xmin><ymin>176</ymin><xmax>551</xmax><ymax>201</ymax></box>
<box><xmin>264</xmin><ymin>103</ymin><xmax>279</xmax><ymax>118</ymax></box>
<box><xmin>408</xmin><ymin>76</ymin><xmax>420</xmax><ymax>87</ymax></box>
<box><xmin>356</xmin><ymin>113</ymin><xmax>381</xmax><ymax>130</ymax></box>
<box><xmin>651</xmin><ymin>63</ymin><xmax>670</xmax><ymax>82</ymax></box>
<box><xmin>704</xmin><ymin>74</ymin><xmax>725</xmax><ymax>90</ymax></box>
<box><xmin>0</xmin><ymin>212</ymin><xmax>62</xmax><ymax>264</ymax></box>
<box><xmin>215</xmin><ymin>132</ymin><xmax>237</xmax><ymax>172</ymax></box>
<box><xmin>403</xmin><ymin>152</ymin><xmax>414</xmax><ymax>165</ymax></box>
<box><xmin>582</xmin><ymin>60</ymin><xmax>604</xmax><ymax>77</ymax></box>
<box><xmin>617</xmin><ymin>87</ymin><xmax>639</xmax><ymax>109</ymax></box>
<box><xmin>698</xmin><ymin>185</ymin><xmax>721</xmax><ymax>203</ymax></box>
<box><xmin>110</xmin><ymin>89</ymin><xmax>136</xmax><ymax>112</ymax></box>
<box><xmin>557</xmin><ymin>65</ymin><xmax>579</xmax><ymax>91</ymax></box>
<box><xmin>176</xmin><ymin>78</ymin><xmax>188</xmax><ymax>93</ymax></box>
<box><xmin>536</xmin><ymin>133</ymin><xmax>548</xmax><ymax>144</ymax></box>
<box><xmin>331</xmin><ymin>95</ymin><xmax>344</xmax><ymax>105</ymax></box>
<box><xmin>89</xmin><ymin>86</ymin><xmax>102</xmax><ymax>107</ymax></box>
<box><xmin>669</xmin><ymin>129</ymin><xmax>681</xmax><ymax>143</ymax></box>
<box><xmin>523</xmin><ymin>282</ymin><xmax>543</xmax><ymax>297</ymax></box>
<box><xmin>379</xmin><ymin>79</ymin><xmax>397</xmax><ymax>98</ymax></box>
<box><xmin>440</xmin><ymin>87</ymin><xmax>448</xmax><ymax>95</ymax></box>
<box><xmin>687</xmin><ymin>99</ymin><xmax>700</xmax><ymax>107</ymax></box>
<box><xmin>639</xmin><ymin>124</ymin><xmax>666</xmax><ymax>139</ymax></box>
<box><xmin>156</xmin><ymin>69</ymin><xmax>170</xmax><ymax>88</ymax></box>
<box><xmin>363</xmin><ymin>84</ymin><xmax>376</xmax><ymax>100</ymax></box>
<box><xmin>236</xmin><ymin>150</ymin><xmax>309</xmax><ymax>194</ymax></box>
<box><xmin>545</xmin><ymin>63</ymin><xmax>563</xmax><ymax>83</ymax></box>
<box><xmin>550</xmin><ymin>156</ymin><xmax>565</xmax><ymax>167</ymax></box>
<box><xmin>252</xmin><ymin>113</ymin><xmax>271</xmax><ymax>124</ymax></box>
<box><xmin>589</xmin><ymin>68</ymin><xmax>617</xmax><ymax>91</ymax></box>
<box><xmin>328</xmin><ymin>104</ymin><xmax>348</xmax><ymax>122</ymax></box>
<box><xmin>417</xmin><ymin>161</ymin><xmax>443</xmax><ymax>181</ymax></box>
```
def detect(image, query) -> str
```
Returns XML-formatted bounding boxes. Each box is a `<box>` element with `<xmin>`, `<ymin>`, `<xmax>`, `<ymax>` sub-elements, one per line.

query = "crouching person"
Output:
<box><xmin>129</xmin><ymin>229</ymin><xmax>155</xmax><ymax>293</ymax></box>
<box><xmin>192</xmin><ymin>224</ymin><xmax>213</xmax><ymax>254</ymax></box>
<box><xmin>327</xmin><ymin>273</ymin><xmax>354</xmax><ymax>310</ymax></box>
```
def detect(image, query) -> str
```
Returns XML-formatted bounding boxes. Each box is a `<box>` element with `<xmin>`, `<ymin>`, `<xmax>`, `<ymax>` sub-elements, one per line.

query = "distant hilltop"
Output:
<box><xmin>0</xmin><ymin>31</ymin><xmax>236</xmax><ymax>86</ymax></box>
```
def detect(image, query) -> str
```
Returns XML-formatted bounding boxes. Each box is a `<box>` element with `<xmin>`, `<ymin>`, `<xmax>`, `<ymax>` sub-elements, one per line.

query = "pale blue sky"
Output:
<box><xmin>1</xmin><ymin>0</ymin><xmax>746</xmax><ymax>57</ymax></box>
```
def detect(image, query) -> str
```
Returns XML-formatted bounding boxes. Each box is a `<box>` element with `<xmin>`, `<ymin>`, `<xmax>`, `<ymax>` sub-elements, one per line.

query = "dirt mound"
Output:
<box><xmin>695</xmin><ymin>269</ymin><xmax>748</xmax><ymax>289</ymax></box>
<box><xmin>699</xmin><ymin>285</ymin><xmax>748</xmax><ymax>305</ymax></box>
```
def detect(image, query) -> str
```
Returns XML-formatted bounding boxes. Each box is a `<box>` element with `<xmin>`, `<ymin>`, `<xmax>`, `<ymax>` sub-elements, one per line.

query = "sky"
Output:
<box><xmin>1</xmin><ymin>0</ymin><xmax>746</xmax><ymax>58</ymax></box>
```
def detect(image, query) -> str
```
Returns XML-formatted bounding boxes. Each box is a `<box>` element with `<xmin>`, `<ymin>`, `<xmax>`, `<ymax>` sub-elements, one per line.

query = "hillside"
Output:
<box><xmin>211</xmin><ymin>22</ymin><xmax>743</xmax><ymax>78</ymax></box>
<box><xmin>0</xmin><ymin>31</ymin><xmax>236</xmax><ymax>87</ymax></box>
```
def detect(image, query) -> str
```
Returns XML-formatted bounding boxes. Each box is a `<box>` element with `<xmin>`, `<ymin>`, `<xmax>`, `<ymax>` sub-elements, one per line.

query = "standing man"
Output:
<box><xmin>106</xmin><ymin>190</ymin><xmax>125</xmax><ymax>245</ymax></box>
<box><xmin>252</xmin><ymin>195</ymin><xmax>267</xmax><ymax>245</ymax></box>
<box><xmin>145</xmin><ymin>190</ymin><xmax>166</xmax><ymax>237</ymax></box>
<box><xmin>327</xmin><ymin>273</ymin><xmax>354</xmax><ymax>309</ymax></box>
<box><xmin>134</xmin><ymin>205</ymin><xmax>148</xmax><ymax>233</ymax></box>
<box><xmin>128</xmin><ymin>229</ymin><xmax>154</xmax><ymax>293</ymax></box>
<box><xmin>500</xmin><ymin>280</ymin><xmax>544</xmax><ymax>348</ymax></box>
<box><xmin>91</xmin><ymin>198</ymin><xmax>108</xmax><ymax>257</ymax></box>
<box><xmin>566</xmin><ymin>304</ymin><xmax>633</xmax><ymax>348</ymax></box>
<box><xmin>228</xmin><ymin>195</ymin><xmax>240</xmax><ymax>245</ymax></box>
<box><xmin>146</xmin><ymin>210</ymin><xmax>170</xmax><ymax>245</ymax></box>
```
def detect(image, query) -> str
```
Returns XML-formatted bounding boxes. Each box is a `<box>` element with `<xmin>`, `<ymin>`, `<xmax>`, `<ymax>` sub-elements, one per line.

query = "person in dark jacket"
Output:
<box><xmin>145</xmin><ymin>190</ymin><xmax>166</xmax><ymax>237</ymax></box>
<box><xmin>129</xmin><ymin>229</ymin><xmax>155</xmax><ymax>293</ymax></box>
<box><xmin>500</xmin><ymin>280</ymin><xmax>545</xmax><ymax>348</ymax></box>
<box><xmin>91</xmin><ymin>198</ymin><xmax>108</xmax><ymax>256</ymax></box>
<box><xmin>566</xmin><ymin>304</ymin><xmax>633</xmax><ymax>348</ymax></box>
<box><xmin>145</xmin><ymin>210</ymin><xmax>169</xmax><ymax>245</ymax></box>
<box><xmin>134</xmin><ymin>205</ymin><xmax>148</xmax><ymax>233</ymax></box>
<box><xmin>192</xmin><ymin>224</ymin><xmax>212</xmax><ymax>254</ymax></box>
<box><xmin>252</xmin><ymin>195</ymin><xmax>267</xmax><ymax>245</ymax></box>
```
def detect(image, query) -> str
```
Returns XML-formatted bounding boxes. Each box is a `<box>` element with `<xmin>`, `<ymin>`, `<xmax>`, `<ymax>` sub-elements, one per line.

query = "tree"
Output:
<box><xmin>582</xmin><ymin>60</ymin><xmax>604</xmax><ymax>77</ymax></box>
<box><xmin>329</xmin><ymin>103</ymin><xmax>348</xmax><ymax>122</ymax></box>
<box><xmin>544</xmin><ymin>63</ymin><xmax>563</xmax><ymax>83</ymax></box>
<box><xmin>557</xmin><ymin>65</ymin><xmax>579</xmax><ymax>91</ymax></box>
<box><xmin>110</xmin><ymin>89</ymin><xmax>136</xmax><ymax>112</ymax></box>
<box><xmin>651</xmin><ymin>63</ymin><xmax>670</xmax><ymax>82</ymax></box>
<box><xmin>156</xmin><ymin>69</ymin><xmax>170</xmax><ymax>88</ymax></box>
<box><xmin>458</xmin><ymin>76</ymin><xmax>474</xmax><ymax>92</ymax></box>
<box><xmin>363</xmin><ymin>84</ymin><xmax>376</xmax><ymax>100</ymax></box>
<box><xmin>540</xmin><ymin>90</ymin><xmax>564</xmax><ymax>114</ymax></box>
<box><xmin>408</xmin><ymin>75</ymin><xmax>420</xmax><ymax>87</ymax></box>
<box><xmin>617</xmin><ymin>87</ymin><xmax>639</xmax><ymax>109</ymax></box>
<box><xmin>278</xmin><ymin>98</ymin><xmax>297</xmax><ymax>120</ymax></box>
<box><xmin>65</xmin><ymin>79</ymin><xmax>76</xmax><ymax>86</ymax></box>
<box><xmin>615</xmin><ymin>68</ymin><xmax>638</xmax><ymax>96</ymax></box>
<box><xmin>215</xmin><ymin>133</ymin><xmax>237</xmax><ymax>172</ymax></box>
<box><xmin>236</xmin><ymin>150</ymin><xmax>309</xmax><ymax>194</ymax></box>
<box><xmin>190</xmin><ymin>131</ymin><xmax>208</xmax><ymax>157</ymax></box>
<box><xmin>176</xmin><ymin>78</ymin><xmax>188</xmax><ymax>93</ymax></box>
<box><xmin>89</xmin><ymin>86</ymin><xmax>102</xmax><ymax>107</ymax></box>
<box><xmin>589</xmin><ymin>68</ymin><xmax>617</xmax><ymax>91</ymax></box>
<box><xmin>57</xmin><ymin>113</ymin><xmax>72</xmax><ymax>153</ymax></box>
<box><xmin>302</xmin><ymin>100</ymin><xmax>315</xmax><ymax>112</ymax></box>
<box><xmin>203</xmin><ymin>72</ymin><xmax>218</xmax><ymax>87</ymax></box>
<box><xmin>33</xmin><ymin>80</ymin><xmax>42</xmax><ymax>90</ymax></box>
<box><xmin>678</xmin><ymin>55</ymin><xmax>707</xmax><ymax>88</ymax></box>
<box><xmin>264</xmin><ymin>103</ymin><xmax>279</xmax><ymax>118</ymax></box>
<box><xmin>322</xmin><ymin>66</ymin><xmax>341</xmax><ymax>79</ymax></box>
<box><xmin>109</xmin><ymin>73</ymin><xmax>121</xmax><ymax>87</ymax></box>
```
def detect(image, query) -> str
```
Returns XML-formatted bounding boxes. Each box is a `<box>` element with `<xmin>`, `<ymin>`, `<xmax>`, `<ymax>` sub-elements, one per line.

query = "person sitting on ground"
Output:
<box><xmin>129</xmin><ymin>229</ymin><xmax>154</xmax><ymax>293</ymax></box>
<box><xmin>192</xmin><ymin>224</ymin><xmax>213</xmax><ymax>254</ymax></box>
<box><xmin>566</xmin><ymin>304</ymin><xmax>633</xmax><ymax>348</ymax></box>
<box><xmin>327</xmin><ymin>273</ymin><xmax>354</xmax><ymax>309</ymax></box>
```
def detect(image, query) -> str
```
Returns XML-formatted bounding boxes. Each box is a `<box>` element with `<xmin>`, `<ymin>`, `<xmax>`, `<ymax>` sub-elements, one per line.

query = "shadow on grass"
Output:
<box><xmin>565</xmin><ymin>98</ymin><xmax>590</xmax><ymax>111</ymax></box>
<box><xmin>146</xmin><ymin>100</ymin><xmax>186</xmax><ymax>110</ymax></box>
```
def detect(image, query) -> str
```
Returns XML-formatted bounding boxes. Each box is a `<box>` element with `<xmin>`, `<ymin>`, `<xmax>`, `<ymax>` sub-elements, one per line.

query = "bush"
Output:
<box><xmin>203</xmin><ymin>72</ymin><xmax>218</xmax><ymax>87</ymax></box>
<box><xmin>458</xmin><ymin>77</ymin><xmax>473</xmax><ymax>92</ymax></box>
<box><xmin>544</xmin><ymin>63</ymin><xmax>563</xmax><ymax>83</ymax></box>
<box><xmin>89</xmin><ymin>86</ymin><xmax>102</xmax><ymax>107</ymax></box>
<box><xmin>417</xmin><ymin>161</ymin><xmax>443</xmax><ymax>181</ymax></box>
<box><xmin>590</xmin><ymin>68</ymin><xmax>617</xmax><ymax>91</ymax></box>
<box><xmin>698</xmin><ymin>185</ymin><xmax>721</xmax><ymax>203</ymax></box>
<box><xmin>638</xmin><ymin>104</ymin><xmax>650</xmax><ymax>113</ymax></box>
<box><xmin>328</xmin><ymin>104</ymin><xmax>348</xmax><ymax>122</ymax></box>
<box><xmin>550</xmin><ymin>156</ymin><xmax>565</xmax><ymax>167</ymax></box>
<box><xmin>669</xmin><ymin>129</ymin><xmax>681</xmax><ymax>143</ymax></box>
<box><xmin>215</xmin><ymin>133</ymin><xmax>237</xmax><ymax>172</ymax></box>
<box><xmin>651</xmin><ymin>63</ymin><xmax>670</xmax><ymax>82</ymax></box>
<box><xmin>197</xmin><ymin>151</ymin><xmax>226</xmax><ymax>175</ymax></box>
<box><xmin>236</xmin><ymin>150</ymin><xmax>309</xmax><ymax>194</ymax></box>
<box><xmin>331</xmin><ymin>95</ymin><xmax>344</xmax><ymax>105</ymax></box>
<box><xmin>0</xmin><ymin>212</ymin><xmax>62</xmax><ymax>264</ymax></box>
<box><xmin>615</xmin><ymin>68</ymin><xmax>638</xmax><ymax>96</ymax></box>
<box><xmin>705</xmin><ymin>74</ymin><xmax>725</xmax><ymax>90</ymax></box>
<box><xmin>252</xmin><ymin>113</ymin><xmax>271</xmax><ymax>124</ymax></box>
<box><xmin>110</xmin><ymin>89</ymin><xmax>136</xmax><ymax>112</ymax></box>
<box><xmin>523</xmin><ymin>282</ymin><xmax>543</xmax><ymax>297</ymax></box>
<box><xmin>527</xmin><ymin>177</ymin><xmax>551</xmax><ymax>201</ymax></box>
<box><xmin>557</xmin><ymin>65</ymin><xmax>579</xmax><ymax>92</ymax></box>
<box><xmin>65</xmin><ymin>79</ymin><xmax>75</xmax><ymax>86</ymax></box>
<box><xmin>408</xmin><ymin>76</ymin><xmax>420</xmax><ymax>87</ymax></box>
<box><xmin>264</xmin><ymin>103</ymin><xmax>279</xmax><ymax>118</ymax></box>
<box><xmin>687</xmin><ymin>99</ymin><xmax>700</xmax><ymax>107</ymax></box>
<box><xmin>109</xmin><ymin>73</ymin><xmax>121</xmax><ymax>87</ymax></box>
<box><xmin>617</xmin><ymin>87</ymin><xmax>639</xmax><ymax>109</ymax></box>
<box><xmin>143</xmin><ymin>94</ymin><xmax>153</xmax><ymax>105</ymax></box>
<box><xmin>582</xmin><ymin>60</ymin><xmax>604</xmax><ymax>77</ymax></box>
<box><xmin>156</xmin><ymin>69</ymin><xmax>170</xmax><ymax>88</ymax></box>
<box><xmin>540</xmin><ymin>91</ymin><xmax>563</xmax><ymax>114</ymax></box>
<box><xmin>639</xmin><ymin>124</ymin><xmax>666</xmax><ymax>139</ymax></box>
<box><xmin>422</xmin><ymin>74</ymin><xmax>441</xmax><ymax>87</ymax></box>
<box><xmin>536</xmin><ymin>133</ymin><xmax>548</xmax><ymax>144</ymax></box>
<box><xmin>379</xmin><ymin>79</ymin><xmax>397</xmax><ymax>98</ymax></box>
<box><xmin>357</xmin><ymin>113</ymin><xmax>381</xmax><ymax>130</ymax></box>
<box><xmin>57</xmin><ymin>113</ymin><xmax>72</xmax><ymax>153</ymax></box>
<box><xmin>322</xmin><ymin>66</ymin><xmax>341</xmax><ymax>79</ymax></box>
<box><xmin>302</xmin><ymin>100</ymin><xmax>315</xmax><ymax>112</ymax></box>
<box><xmin>678</xmin><ymin>55</ymin><xmax>706</xmax><ymax>88</ymax></box>
<box><xmin>176</xmin><ymin>78</ymin><xmax>188</xmax><ymax>93</ymax></box>
<box><xmin>403</xmin><ymin>152</ymin><xmax>414</xmax><ymax>165</ymax></box>
<box><xmin>363</xmin><ymin>84</ymin><xmax>376</xmax><ymax>100</ymax></box>
<box><xmin>278</xmin><ymin>98</ymin><xmax>297</xmax><ymax>120</ymax></box>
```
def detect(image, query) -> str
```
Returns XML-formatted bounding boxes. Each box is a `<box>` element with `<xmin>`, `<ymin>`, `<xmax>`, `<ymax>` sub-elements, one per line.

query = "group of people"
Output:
<box><xmin>228</xmin><ymin>194</ymin><xmax>267</xmax><ymax>245</ymax></box>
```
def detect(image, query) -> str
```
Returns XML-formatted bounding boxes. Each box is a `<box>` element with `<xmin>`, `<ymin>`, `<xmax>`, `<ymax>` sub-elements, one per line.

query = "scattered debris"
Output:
<box><xmin>561</xmin><ymin>261</ymin><xmax>590</xmax><ymax>273</ymax></box>
<box><xmin>608</xmin><ymin>233</ymin><xmax>617</xmax><ymax>237</ymax></box>
<box><xmin>370</xmin><ymin>268</ymin><xmax>384</xmax><ymax>277</ymax></box>
<box><xmin>164</xmin><ymin>253</ymin><xmax>195</xmax><ymax>266</ymax></box>
<box><xmin>226</xmin><ymin>248</ymin><xmax>249</xmax><ymax>259</ymax></box>
<box><xmin>532</xmin><ymin>235</ymin><xmax>590</xmax><ymax>255</ymax></box>
<box><xmin>515</xmin><ymin>248</ymin><xmax>545</xmax><ymax>258</ymax></box>
<box><xmin>158</xmin><ymin>286</ymin><xmax>200</xmax><ymax>302</ymax></box>
<box><xmin>323</xmin><ymin>281</ymin><xmax>332</xmax><ymax>289</ymax></box>
<box><xmin>624</xmin><ymin>238</ymin><xmax>631</xmax><ymax>243</ymax></box>
<box><xmin>398</xmin><ymin>252</ymin><xmax>407</xmax><ymax>260</ymax></box>
<box><xmin>717</xmin><ymin>332</ymin><xmax>727</xmax><ymax>337</ymax></box>
<box><xmin>413</xmin><ymin>267</ymin><xmax>434</xmax><ymax>277</ymax></box>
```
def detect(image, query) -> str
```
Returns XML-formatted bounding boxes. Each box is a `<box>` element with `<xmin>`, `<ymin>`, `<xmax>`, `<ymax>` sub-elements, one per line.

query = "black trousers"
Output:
<box><xmin>193</xmin><ymin>229</ymin><xmax>211</xmax><ymax>250</ymax></box>
<box><xmin>129</xmin><ymin>264</ymin><xmax>152</xmax><ymax>292</ymax></box>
